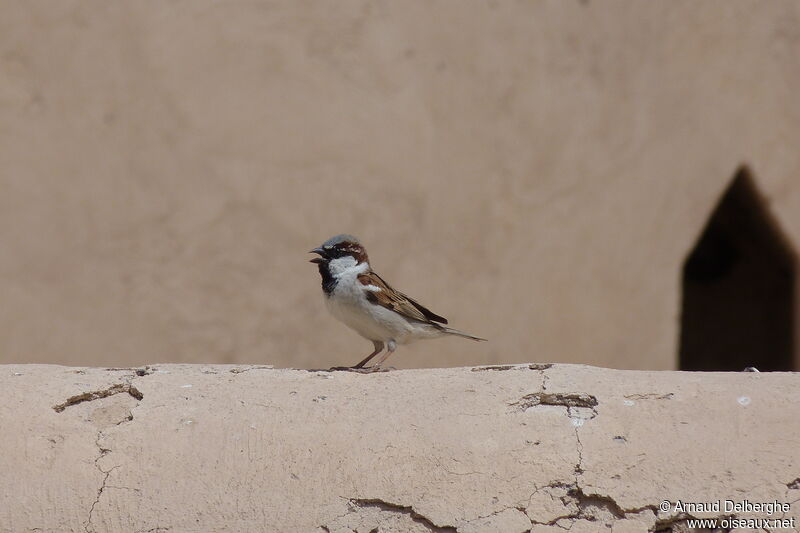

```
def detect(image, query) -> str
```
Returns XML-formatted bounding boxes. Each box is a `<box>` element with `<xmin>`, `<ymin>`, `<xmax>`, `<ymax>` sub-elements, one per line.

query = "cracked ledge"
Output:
<box><xmin>510</xmin><ymin>392</ymin><xmax>598</xmax><ymax>410</ymax></box>
<box><xmin>53</xmin><ymin>383</ymin><xmax>143</xmax><ymax>413</ymax></box>
<box><xmin>2</xmin><ymin>363</ymin><xmax>796</xmax><ymax>532</ymax></box>
<box><xmin>84</xmin><ymin>439</ymin><xmax>116</xmax><ymax>533</ymax></box>
<box><xmin>524</xmin><ymin>482</ymin><xmax>658</xmax><ymax>526</ymax></box>
<box><xmin>323</xmin><ymin>487</ymin><xmax>726</xmax><ymax>532</ymax></box>
<box><xmin>50</xmin><ymin>372</ymin><xmax>148</xmax><ymax>532</ymax></box>
<box><xmin>350</xmin><ymin>499</ymin><xmax>458</xmax><ymax>532</ymax></box>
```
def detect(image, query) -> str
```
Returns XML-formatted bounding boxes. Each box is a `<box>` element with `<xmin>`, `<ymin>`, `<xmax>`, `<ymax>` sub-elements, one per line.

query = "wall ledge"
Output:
<box><xmin>1</xmin><ymin>363</ymin><xmax>798</xmax><ymax>532</ymax></box>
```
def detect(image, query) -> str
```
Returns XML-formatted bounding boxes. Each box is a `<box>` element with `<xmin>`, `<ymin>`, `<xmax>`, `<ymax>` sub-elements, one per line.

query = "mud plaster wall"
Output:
<box><xmin>1</xmin><ymin>364</ymin><xmax>798</xmax><ymax>532</ymax></box>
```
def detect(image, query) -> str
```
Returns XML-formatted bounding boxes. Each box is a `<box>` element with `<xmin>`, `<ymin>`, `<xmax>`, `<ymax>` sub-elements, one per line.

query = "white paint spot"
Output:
<box><xmin>737</xmin><ymin>396</ymin><xmax>751</xmax><ymax>406</ymax></box>
<box><xmin>181</xmin><ymin>384</ymin><xmax>192</xmax><ymax>388</ymax></box>
<box><xmin>250</xmin><ymin>424</ymin><xmax>256</xmax><ymax>430</ymax></box>
<box><xmin>12</xmin><ymin>372</ymin><xmax>22</xmax><ymax>376</ymax></box>
<box><xmin>571</xmin><ymin>418</ymin><xmax>585</xmax><ymax>427</ymax></box>
<box><xmin>184</xmin><ymin>419</ymin><xmax>193</xmax><ymax>425</ymax></box>
<box><xmin>623</xmin><ymin>400</ymin><xmax>635</xmax><ymax>407</ymax></box>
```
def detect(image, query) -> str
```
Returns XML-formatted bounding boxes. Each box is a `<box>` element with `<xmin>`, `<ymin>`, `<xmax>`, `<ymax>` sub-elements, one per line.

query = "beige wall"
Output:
<box><xmin>3</xmin><ymin>364</ymin><xmax>797</xmax><ymax>532</ymax></box>
<box><xmin>2</xmin><ymin>1</ymin><xmax>799</xmax><ymax>370</ymax></box>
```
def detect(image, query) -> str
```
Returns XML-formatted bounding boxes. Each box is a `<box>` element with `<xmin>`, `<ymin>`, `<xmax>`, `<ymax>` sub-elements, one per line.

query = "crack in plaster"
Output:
<box><xmin>525</xmin><ymin>482</ymin><xmax>661</xmax><ymax>530</ymax></box>
<box><xmin>538</xmin><ymin>366</ymin><xmax>550</xmax><ymax>392</ymax></box>
<box><xmin>542</xmin><ymin>393</ymin><xmax>752</xmax><ymax>533</ymax></box>
<box><xmin>511</xmin><ymin>392</ymin><xmax>598</xmax><ymax>412</ymax></box>
<box><xmin>514</xmin><ymin>374</ymin><xmax>668</xmax><ymax>532</ymax></box>
<box><xmin>84</xmin><ymin>431</ymin><xmax>119</xmax><ymax>533</ymax></box>
<box><xmin>568</xmin><ymin>486</ymin><xmax>657</xmax><ymax>520</ymax></box>
<box><xmin>346</xmin><ymin>499</ymin><xmax>458</xmax><ymax>532</ymax></box>
<box><xmin>508</xmin><ymin>369</ymin><xmax>678</xmax><ymax>532</ymax></box>
<box><xmin>84</xmin><ymin>401</ymin><xmax>143</xmax><ymax>532</ymax></box>
<box><xmin>53</xmin><ymin>383</ymin><xmax>143</xmax><ymax>413</ymax></box>
<box><xmin>330</xmin><ymin>407</ymin><xmax>672</xmax><ymax>533</ymax></box>
<box><xmin>58</xmin><ymin>370</ymin><xmax>148</xmax><ymax>532</ymax></box>
<box><xmin>573</xmin><ymin>422</ymin><xmax>584</xmax><ymax>477</ymax></box>
<box><xmin>459</xmin><ymin>505</ymin><xmax>534</xmax><ymax>532</ymax></box>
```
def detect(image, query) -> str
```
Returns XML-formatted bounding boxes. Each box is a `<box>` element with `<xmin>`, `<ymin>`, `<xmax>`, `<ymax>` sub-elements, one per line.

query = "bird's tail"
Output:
<box><xmin>441</xmin><ymin>327</ymin><xmax>487</xmax><ymax>342</ymax></box>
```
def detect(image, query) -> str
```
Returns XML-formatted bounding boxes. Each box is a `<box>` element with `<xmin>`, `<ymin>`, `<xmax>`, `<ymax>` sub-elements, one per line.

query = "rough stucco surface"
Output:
<box><xmin>2</xmin><ymin>2</ymin><xmax>800</xmax><ymax>371</ymax></box>
<box><xmin>1</xmin><ymin>364</ymin><xmax>798</xmax><ymax>532</ymax></box>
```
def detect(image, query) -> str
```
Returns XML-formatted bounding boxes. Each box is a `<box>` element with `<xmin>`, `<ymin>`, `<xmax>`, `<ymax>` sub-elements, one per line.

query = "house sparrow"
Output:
<box><xmin>309</xmin><ymin>234</ymin><xmax>486</xmax><ymax>372</ymax></box>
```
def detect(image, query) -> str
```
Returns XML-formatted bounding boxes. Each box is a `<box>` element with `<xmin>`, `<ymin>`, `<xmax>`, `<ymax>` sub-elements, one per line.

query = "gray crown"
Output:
<box><xmin>321</xmin><ymin>234</ymin><xmax>360</xmax><ymax>249</ymax></box>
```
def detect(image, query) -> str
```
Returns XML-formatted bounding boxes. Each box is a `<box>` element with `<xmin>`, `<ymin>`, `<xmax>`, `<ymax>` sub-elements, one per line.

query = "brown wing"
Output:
<box><xmin>358</xmin><ymin>271</ymin><xmax>449</xmax><ymax>325</ymax></box>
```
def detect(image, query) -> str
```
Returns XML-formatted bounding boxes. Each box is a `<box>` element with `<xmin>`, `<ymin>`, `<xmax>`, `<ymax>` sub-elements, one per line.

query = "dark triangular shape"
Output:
<box><xmin>679</xmin><ymin>166</ymin><xmax>796</xmax><ymax>371</ymax></box>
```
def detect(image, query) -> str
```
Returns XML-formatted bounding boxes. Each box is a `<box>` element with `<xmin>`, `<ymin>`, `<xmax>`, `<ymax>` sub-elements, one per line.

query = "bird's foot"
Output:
<box><xmin>328</xmin><ymin>366</ymin><xmax>360</xmax><ymax>372</ymax></box>
<box><xmin>360</xmin><ymin>365</ymin><xmax>396</xmax><ymax>373</ymax></box>
<box><xmin>327</xmin><ymin>365</ymin><xmax>394</xmax><ymax>373</ymax></box>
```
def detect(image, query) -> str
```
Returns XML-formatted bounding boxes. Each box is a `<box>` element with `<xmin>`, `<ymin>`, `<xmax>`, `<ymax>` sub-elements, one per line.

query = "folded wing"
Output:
<box><xmin>358</xmin><ymin>271</ymin><xmax>448</xmax><ymax>325</ymax></box>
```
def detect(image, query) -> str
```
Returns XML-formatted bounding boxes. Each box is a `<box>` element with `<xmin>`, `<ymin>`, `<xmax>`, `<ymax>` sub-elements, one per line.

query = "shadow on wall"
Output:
<box><xmin>679</xmin><ymin>166</ymin><xmax>797</xmax><ymax>372</ymax></box>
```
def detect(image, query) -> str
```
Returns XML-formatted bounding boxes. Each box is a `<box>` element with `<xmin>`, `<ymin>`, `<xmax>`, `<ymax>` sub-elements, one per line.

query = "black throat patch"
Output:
<box><xmin>317</xmin><ymin>262</ymin><xmax>337</xmax><ymax>295</ymax></box>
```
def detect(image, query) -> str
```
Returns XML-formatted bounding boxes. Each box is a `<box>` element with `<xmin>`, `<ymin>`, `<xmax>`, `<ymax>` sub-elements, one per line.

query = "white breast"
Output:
<box><xmin>324</xmin><ymin>258</ymin><xmax>417</xmax><ymax>343</ymax></box>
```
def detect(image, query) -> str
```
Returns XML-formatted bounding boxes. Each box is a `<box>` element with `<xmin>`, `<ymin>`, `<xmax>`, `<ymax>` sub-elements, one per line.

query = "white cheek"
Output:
<box><xmin>328</xmin><ymin>256</ymin><xmax>358</xmax><ymax>277</ymax></box>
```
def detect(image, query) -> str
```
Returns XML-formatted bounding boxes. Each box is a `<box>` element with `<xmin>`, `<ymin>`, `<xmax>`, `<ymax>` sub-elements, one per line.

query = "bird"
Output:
<box><xmin>309</xmin><ymin>234</ymin><xmax>486</xmax><ymax>372</ymax></box>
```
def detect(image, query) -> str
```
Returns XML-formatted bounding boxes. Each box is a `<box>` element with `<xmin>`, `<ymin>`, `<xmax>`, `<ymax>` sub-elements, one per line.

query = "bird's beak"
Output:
<box><xmin>309</xmin><ymin>247</ymin><xmax>326</xmax><ymax>264</ymax></box>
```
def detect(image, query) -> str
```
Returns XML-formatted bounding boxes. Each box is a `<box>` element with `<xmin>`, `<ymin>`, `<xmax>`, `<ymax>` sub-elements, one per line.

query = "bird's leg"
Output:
<box><xmin>353</xmin><ymin>340</ymin><xmax>384</xmax><ymax>369</ymax></box>
<box><xmin>364</xmin><ymin>339</ymin><xmax>396</xmax><ymax>372</ymax></box>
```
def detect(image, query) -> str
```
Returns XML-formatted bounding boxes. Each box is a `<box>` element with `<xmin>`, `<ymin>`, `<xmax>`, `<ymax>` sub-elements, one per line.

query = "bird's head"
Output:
<box><xmin>309</xmin><ymin>234</ymin><xmax>369</xmax><ymax>264</ymax></box>
<box><xmin>309</xmin><ymin>235</ymin><xmax>370</xmax><ymax>290</ymax></box>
